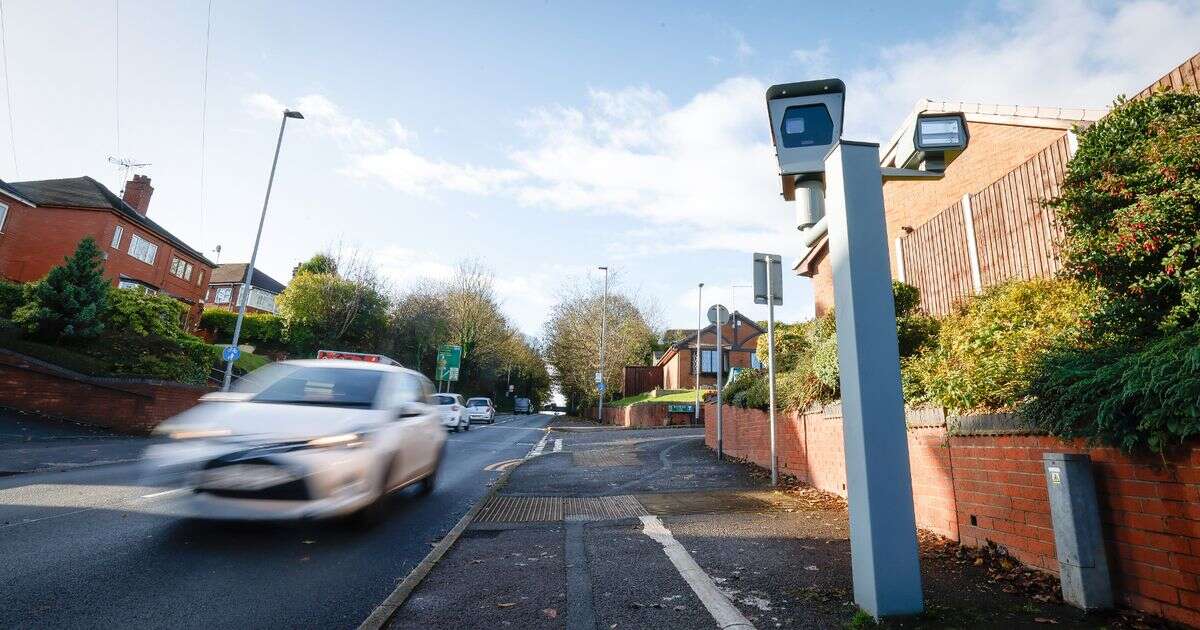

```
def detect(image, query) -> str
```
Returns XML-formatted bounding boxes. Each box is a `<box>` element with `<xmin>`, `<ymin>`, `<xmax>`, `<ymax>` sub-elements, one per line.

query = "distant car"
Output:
<box><xmin>433</xmin><ymin>393</ymin><xmax>470</xmax><ymax>431</ymax></box>
<box><xmin>513</xmin><ymin>397</ymin><xmax>534</xmax><ymax>414</ymax></box>
<box><xmin>142</xmin><ymin>359</ymin><xmax>445</xmax><ymax>523</ymax></box>
<box><xmin>465</xmin><ymin>397</ymin><xmax>496</xmax><ymax>424</ymax></box>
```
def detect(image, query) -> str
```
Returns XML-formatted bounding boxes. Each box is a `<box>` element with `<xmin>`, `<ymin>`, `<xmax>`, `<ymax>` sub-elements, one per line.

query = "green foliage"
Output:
<box><xmin>0</xmin><ymin>279</ymin><xmax>22</xmax><ymax>319</ymax></box>
<box><xmin>904</xmin><ymin>278</ymin><xmax>1091</xmax><ymax>413</ymax></box>
<box><xmin>1054</xmin><ymin>91</ymin><xmax>1200</xmax><ymax>338</ymax></box>
<box><xmin>200</xmin><ymin>308</ymin><xmax>284</xmax><ymax>346</ymax></box>
<box><xmin>13</xmin><ymin>237</ymin><xmax>109</xmax><ymax>340</ymax></box>
<box><xmin>106</xmin><ymin>286</ymin><xmax>188</xmax><ymax>339</ymax></box>
<box><xmin>1021</xmin><ymin>322</ymin><xmax>1200</xmax><ymax>454</ymax></box>
<box><xmin>93</xmin><ymin>333</ymin><xmax>219</xmax><ymax>384</ymax></box>
<box><xmin>293</xmin><ymin>253</ymin><xmax>338</xmax><ymax>277</ymax></box>
<box><xmin>276</xmin><ymin>271</ymin><xmax>389</xmax><ymax>355</ymax></box>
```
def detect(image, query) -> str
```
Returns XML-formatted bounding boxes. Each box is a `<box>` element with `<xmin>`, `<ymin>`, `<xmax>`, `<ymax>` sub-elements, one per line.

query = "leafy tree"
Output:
<box><xmin>13</xmin><ymin>237</ymin><xmax>109</xmax><ymax>340</ymax></box>
<box><xmin>276</xmin><ymin>256</ymin><xmax>389</xmax><ymax>355</ymax></box>
<box><xmin>106</xmin><ymin>286</ymin><xmax>188</xmax><ymax>339</ymax></box>
<box><xmin>389</xmin><ymin>283</ymin><xmax>450</xmax><ymax>373</ymax></box>
<box><xmin>293</xmin><ymin>253</ymin><xmax>338</xmax><ymax>277</ymax></box>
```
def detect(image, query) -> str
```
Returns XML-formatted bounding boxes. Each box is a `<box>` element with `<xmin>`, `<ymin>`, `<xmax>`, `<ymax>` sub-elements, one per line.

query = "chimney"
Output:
<box><xmin>122</xmin><ymin>175</ymin><xmax>154</xmax><ymax>216</ymax></box>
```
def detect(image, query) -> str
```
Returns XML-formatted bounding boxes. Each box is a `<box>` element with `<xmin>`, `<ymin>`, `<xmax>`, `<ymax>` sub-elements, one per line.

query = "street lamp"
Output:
<box><xmin>221</xmin><ymin>108</ymin><xmax>304</xmax><ymax>391</ymax></box>
<box><xmin>695</xmin><ymin>282</ymin><xmax>703</xmax><ymax>422</ymax></box>
<box><xmin>596</xmin><ymin>266</ymin><xmax>609</xmax><ymax>422</ymax></box>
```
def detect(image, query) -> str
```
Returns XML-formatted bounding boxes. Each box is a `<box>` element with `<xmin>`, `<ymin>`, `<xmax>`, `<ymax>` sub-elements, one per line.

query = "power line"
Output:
<box><xmin>114</xmin><ymin>0</ymin><xmax>120</xmax><ymax>179</ymax></box>
<box><xmin>198</xmin><ymin>0</ymin><xmax>212</xmax><ymax>243</ymax></box>
<box><xmin>0</xmin><ymin>0</ymin><xmax>18</xmax><ymax>177</ymax></box>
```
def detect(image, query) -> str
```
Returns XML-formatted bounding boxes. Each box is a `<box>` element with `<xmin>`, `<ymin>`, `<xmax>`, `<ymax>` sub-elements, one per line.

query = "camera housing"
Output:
<box><xmin>765</xmin><ymin>79</ymin><xmax>845</xmax><ymax>178</ymax></box>
<box><xmin>893</xmin><ymin>112</ymin><xmax>969</xmax><ymax>172</ymax></box>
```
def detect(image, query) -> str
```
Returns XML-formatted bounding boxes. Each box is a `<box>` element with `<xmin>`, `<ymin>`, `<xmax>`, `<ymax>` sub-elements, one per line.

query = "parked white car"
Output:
<box><xmin>142</xmin><ymin>359</ymin><xmax>446</xmax><ymax>523</ymax></box>
<box><xmin>465</xmin><ymin>397</ymin><xmax>496</xmax><ymax>424</ymax></box>
<box><xmin>433</xmin><ymin>393</ymin><xmax>469</xmax><ymax>432</ymax></box>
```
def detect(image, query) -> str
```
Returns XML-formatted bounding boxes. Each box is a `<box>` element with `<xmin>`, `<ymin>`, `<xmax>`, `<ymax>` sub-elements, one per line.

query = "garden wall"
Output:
<box><xmin>588</xmin><ymin>403</ymin><xmax>701</xmax><ymax>428</ymax></box>
<box><xmin>0</xmin><ymin>349</ymin><xmax>212</xmax><ymax>434</ymax></box>
<box><xmin>704</xmin><ymin>403</ymin><xmax>1200</xmax><ymax>626</ymax></box>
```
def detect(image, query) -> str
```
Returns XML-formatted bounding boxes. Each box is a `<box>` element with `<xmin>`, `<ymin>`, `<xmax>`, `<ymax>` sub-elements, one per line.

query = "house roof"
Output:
<box><xmin>210</xmin><ymin>263</ymin><xmax>287</xmax><ymax>294</ymax></box>
<box><xmin>5</xmin><ymin>176</ymin><xmax>215</xmax><ymax>267</ymax></box>
<box><xmin>0</xmin><ymin>179</ymin><xmax>35</xmax><ymax>206</ymax></box>
<box><xmin>654</xmin><ymin>312</ymin><xmax>766</xmax><ymax>367</ymax></box>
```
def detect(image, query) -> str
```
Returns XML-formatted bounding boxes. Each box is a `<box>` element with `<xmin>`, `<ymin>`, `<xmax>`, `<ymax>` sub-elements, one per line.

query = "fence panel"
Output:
<box><xmin>900</xmin><ymin>199</ymin><xmax>975</xmax><ymax>315</ymax></box>
<box><xmin>622</xmin><ymin>365</ymin><xmax>662</xmax><ymax>396</ymax></box>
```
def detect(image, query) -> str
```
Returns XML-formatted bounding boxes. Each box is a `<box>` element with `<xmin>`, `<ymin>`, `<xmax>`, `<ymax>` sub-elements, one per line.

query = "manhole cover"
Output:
<box><xmin>573</xmin><ymin>449</ymin><xmax>639</xmax><ymax>467</ymax></box>
<box><xmin>475</xmin><ymin>495</ymin><xmax>648</xmax><ymax>523</ymax></box>
<box><xmin>635</xmin><ymin>490</ymin><xmax>792</xmax><ymax>516</ymax></box>
<box><xmin>565</xmin><ymin>495</ymin><xmax>647</xmax><ymax>520</ymax></box>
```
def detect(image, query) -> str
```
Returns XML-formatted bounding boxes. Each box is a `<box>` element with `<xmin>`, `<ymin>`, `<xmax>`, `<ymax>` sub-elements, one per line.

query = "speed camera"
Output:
<box><xmin>766</xmin><ymin>79</ymin><xmax>845</xmax><ymax>178</ymax></box>
<box><xmin>894</xmin><ymin>112</ymin><xmax>969</xmax><ymax>173</ymax></box>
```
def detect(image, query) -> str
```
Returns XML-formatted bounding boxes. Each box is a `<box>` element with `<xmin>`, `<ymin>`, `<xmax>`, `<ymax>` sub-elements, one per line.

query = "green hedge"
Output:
<box><xmin>0</xmin><ymin>280</ymin><xmax>22</xmax><ymax>319</ymax></box>
<box><xmin>200</xmin><ymin>308</ymin><xmax>284</xmax><ymax>346</ymax></box>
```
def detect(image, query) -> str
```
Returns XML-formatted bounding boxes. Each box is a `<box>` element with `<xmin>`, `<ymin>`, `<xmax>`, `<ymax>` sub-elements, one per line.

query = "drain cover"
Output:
<box><xmin>572</xmin><ymin>450</ymin><xmax>639</xmax><ymax>467</ymax></box>
<box><xmin>475</xmin><ymin>495</ymin><xmax>648</xmax><ymax>523</ymax></box>
<box><xmin>565</xmin><ymin>495</ymin><xmax>647</xmax><ymax>520</ymax></box>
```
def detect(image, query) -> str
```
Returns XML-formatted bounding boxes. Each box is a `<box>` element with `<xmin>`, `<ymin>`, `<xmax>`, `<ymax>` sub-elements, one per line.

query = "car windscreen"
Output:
<box><xmin>232</xmin><ymin>364</ymin><xmax>383</xmax><ymax>407</ymax></box>
<box><xmin>466</xmin><ymin>399</ymin><xmax>490</xmax><ymax>407</ymax></box>
<box><xmin>432</xmin><ymin>395</ymin><xmax>456</xmax><ymax>405</ymax></box>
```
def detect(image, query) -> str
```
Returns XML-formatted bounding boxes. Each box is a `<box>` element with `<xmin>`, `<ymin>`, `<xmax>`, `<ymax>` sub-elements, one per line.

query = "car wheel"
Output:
<box><xmin>418</xmin><ymin>464</ymin><xmax>439</xmax><ymax>495</ymax></box>
<box><xmin>463</xmin><ymin>418</ymin><xmax>470</xmax><ymax>431</ymax></box>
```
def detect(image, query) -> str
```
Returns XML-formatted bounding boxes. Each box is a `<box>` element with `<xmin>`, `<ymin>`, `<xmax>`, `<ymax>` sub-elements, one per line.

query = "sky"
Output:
<box><xmin>0</xmin><ymin>0</ymin><xmax>1197</xmax><ymax>335</ymax></box>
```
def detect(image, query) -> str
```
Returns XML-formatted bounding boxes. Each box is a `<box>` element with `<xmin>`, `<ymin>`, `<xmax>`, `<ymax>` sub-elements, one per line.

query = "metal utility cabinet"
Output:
<box><xmin>1043</xmin><ymin>453</ymin><xmax>1113</xmax><ymax>610</ymax></box>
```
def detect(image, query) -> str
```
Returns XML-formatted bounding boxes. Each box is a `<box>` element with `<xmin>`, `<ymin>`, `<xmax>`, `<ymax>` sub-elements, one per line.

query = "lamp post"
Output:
<box><xmin>695</xmin><ymin>282</ymin><xmax>703</xmax><ymax>422</ymax></box>
<box><xmin>596</xmin><ymin>266</ymin><xmax>609</xmax><ymax>422</ymax></box>
<box><xmin>221</xmin><ymin>108</ymin><xmax>304</xmax><ymax>391</ymax></box>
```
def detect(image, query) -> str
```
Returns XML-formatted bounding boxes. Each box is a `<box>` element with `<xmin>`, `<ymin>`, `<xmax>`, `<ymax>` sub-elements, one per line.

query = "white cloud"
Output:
<box><xmin>372</xmin><ymin>246</ymin><xmax>455</xmax><ymax>287</ymax></box>
<box><xmin>245</xmin><ymin>92</ymin><xmax>386</xmax><ymax>149</ymax></box>
<box><xmin>387</xmin><ymin>118</ymin><xmax>415</xmax><ymax>144</ymax></box>
<box><xmin>791</xmin><ymin>41</ymin><xmax>831</xmax><ymax>76</ymax></box>
<box><xmin>732</xmin><ymin>30</ymin><xmax>755</xmax><ymax>60</ymax></box>
<box><xmin>344</xmin><ymin>147</ymin><xmax>525</xmax><ymax>197</ymax></box>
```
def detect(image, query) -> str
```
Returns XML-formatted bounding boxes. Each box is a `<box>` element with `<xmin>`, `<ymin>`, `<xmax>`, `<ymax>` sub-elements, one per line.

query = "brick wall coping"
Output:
<box><xmin>0</xmin><ymin>347</ymin><xmax>212</xmax><ymax>393</ymax></box>
<box><xmin>947</xmin><ymin>412</ymin><xmax>1045</xmax><ymax>436</ymax></box>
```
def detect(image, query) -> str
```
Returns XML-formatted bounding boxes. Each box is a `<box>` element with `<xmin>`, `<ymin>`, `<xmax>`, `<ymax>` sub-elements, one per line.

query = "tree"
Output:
<box><xmin>293</xmin><ymin>253</ymin><xmax>338</xmax><ymax>277</ymax></box>
<box><xmin>276</xmin><ymin>250</ymin><xmax>390</xmax><ymax>355</ymax></box>
<box><xmin>389</xmin><ymin>283</ymin><xmax>450</xmax><ymax>373</ymax></box>
<box><xmin>14</xmin><ymin>237</ymin><xmax>110</xmax><ymax>340</ymax></box>
<box><xmin>542</xmin><ymin>276</ymin><xmax>656</xmax><ymax>412</ymax></box>
<box><xmin>442</xmin><ymin>260</ymin><xmax>512</xmax><ymax>389</ymax></box>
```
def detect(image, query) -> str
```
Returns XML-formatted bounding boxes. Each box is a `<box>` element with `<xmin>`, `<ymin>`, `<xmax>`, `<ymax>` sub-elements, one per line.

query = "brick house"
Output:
<box><xmin>0</xmin><ymin>175</ymin><xmax>215</xmax><ymax>325</ymax></box>
<box><xmin>655</xmin><ymin>312</ymin><xmax>765</xmax><ymax>389</ymax></box>
<box><xmin>204</xmin><ymin>263</ymin><xmax>286</xmax><ymax>315</ymax></box>
<box><xmin>793</xmin><ymin>100</ymin><xmax>1106</xmax><ymax>316</ymax></box>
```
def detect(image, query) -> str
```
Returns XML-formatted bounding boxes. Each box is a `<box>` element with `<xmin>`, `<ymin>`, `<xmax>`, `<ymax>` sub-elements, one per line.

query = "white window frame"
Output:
<box><xmin>127</xmin><ymin>234</ymin><xmax>158</xmax><ymax>265</ymax></box>
<box><xmin>247</xmin><ymin>287</ymin><xmax>277</xmax><ymax>313</ymax></box>
<box><xmin>0</xmin><ymin>201</ymin><xmax>9</xmax><ymax>232</ymax></box>
<box><xmin>214</xmin><ymin>286</ymin><xmax>232</xmax><ymax>304</ymax></box>
<box><xmin>111</xmin><ymin>224</ymin><xmax>123</xmax><ymax>249</ymax></box>
<box><xmin>169</xmin><ymin>256</ymin><xmax>193</xmax><ymax>281</ymax></box>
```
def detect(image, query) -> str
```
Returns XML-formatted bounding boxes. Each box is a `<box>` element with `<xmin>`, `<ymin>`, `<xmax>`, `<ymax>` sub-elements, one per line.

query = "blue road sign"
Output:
<box><xmin>597</xmin><ymin>382</ymin><xmax>606</xmax><ymax>393</ymax></box>
<box><xmin>222</xmin><ymin>346</ymin><xmax>242</xmax><ymax>362</ymax></box>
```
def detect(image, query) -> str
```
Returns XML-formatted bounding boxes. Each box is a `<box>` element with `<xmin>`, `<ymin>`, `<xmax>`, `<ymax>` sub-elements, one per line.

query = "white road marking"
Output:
<box><xmin>639</xmin><ymin>515</ymin><xmax>756</xmax><ymax>630</ymax></box>
<box><xmin>140</xmin><ymin>488</ymin><xmax>186</xmax><ymax>499</ymax></box>
<box><xmin>553</xmin><ymin>439</ymin><xmax>563</xmax><ymax>452</ymax></box>
<box><xmin>526</xmin><ymin>431</ymin><xmax>550</xmax><ymax>458</ymax></box>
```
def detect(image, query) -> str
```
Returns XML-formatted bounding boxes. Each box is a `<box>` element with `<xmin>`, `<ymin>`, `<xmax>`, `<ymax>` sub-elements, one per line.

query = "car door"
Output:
<box><xmin>377</xmin><ymin>373</ymin><xmax>429</xmax><ymax>486</ymax></box>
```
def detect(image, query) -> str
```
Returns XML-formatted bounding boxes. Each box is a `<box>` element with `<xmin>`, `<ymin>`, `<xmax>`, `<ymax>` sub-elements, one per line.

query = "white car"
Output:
<box><xmin>434</xmin><ymin>393</ymin><xmax>469</xmax><ymax>432</ymax></box>
<box><xmin>143</xmin><ymin>359</ymin><xmax>446</xmax><ymax>523</ymax></box>
<box><xmin>465</xmin><ymin>397</ymin><xmax>496</xmax><ymax>424</ymax></box>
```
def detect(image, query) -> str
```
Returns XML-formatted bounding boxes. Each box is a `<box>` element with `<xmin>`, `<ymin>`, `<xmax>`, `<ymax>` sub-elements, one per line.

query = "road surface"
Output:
<box><xmin>0</xmin><ymin>412</ymin><xmax>551</xmax><ymax>629</ymax></box>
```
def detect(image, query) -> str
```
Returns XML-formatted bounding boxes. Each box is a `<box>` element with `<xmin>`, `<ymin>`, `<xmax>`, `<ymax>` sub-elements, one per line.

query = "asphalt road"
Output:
<box><xmin>0</xmin><ymin>412</ymin><xmax>551</xmax><ymax>629</ymax></box>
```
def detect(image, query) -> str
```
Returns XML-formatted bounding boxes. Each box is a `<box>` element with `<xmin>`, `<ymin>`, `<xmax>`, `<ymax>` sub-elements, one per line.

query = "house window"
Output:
<box><xmin>127</xmin><ymin>234</ymin><xmax>158</xmax><ymax>265</ymax></box>
<box><xmin>111</xmin><ymin>225</ymin><xmax>123</xmax><ymax>249</ymax></box>
<box><xmin>695</xmin><ymin>349</ymin><xmax>728</xmax><ymax>375</ymax></box>
<box><xmin>751</xmin><ymin>353</ymin><xmax>763</xmax><ymax>369</ymax></box>
<box><xmin>246</xmin><ymin>288</ymin><xmax>277</xmax><ymax>313</ymax></box>
<box><xmin>214</xmin><ymin>286</ymin><xmax>232</xmax><ymax>304</ymax></box>
<box><xmin>169</xmin><ymin>256</ymin><xmax>193</xmax><ymax>281</ymax></box>
<box><xmin>117</xmin><ymin>279</ymin><xmax>157</xmax><ymax>294</ymax></box>
<box><xmin>0</xmin><ymin>202</ymin><xmax>8</xmax><ymax>232</ymax></box>
<box><xmin>196</xmin><ymin>270</ymin><xmax>203</xmax><ymax>286</ymax></box>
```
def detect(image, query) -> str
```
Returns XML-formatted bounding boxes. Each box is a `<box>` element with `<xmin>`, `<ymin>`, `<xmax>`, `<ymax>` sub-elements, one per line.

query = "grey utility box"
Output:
<box><xmin>1043</xmin><ymin>453</ymin><xmax>1113</xmax><ymax>610</ymax></box>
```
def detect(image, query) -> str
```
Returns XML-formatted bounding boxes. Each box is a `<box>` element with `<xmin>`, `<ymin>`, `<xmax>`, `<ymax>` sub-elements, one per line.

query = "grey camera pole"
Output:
<box><xmin>597</xmin><ymin>266</ymin><xmax>608</xmax><ymax>422</ymax></box>
<box><xmin>715</xmin><ymin>307</ymin><xmax>723</xmax><ymax>460</ymax></box>
<box><xmin>695</xmin><ymin>283</ymin><xmax>703</xmax><ymax>422</ymax></box>
<box><xmin>221</xmin><ymin>109</ymin><xmax>302</xmax><ymax>391</ymax></box>
<box><xmin>766</xmin><ymin>255</ymin><xmax>778</xmax><ymax>486</ymax></box>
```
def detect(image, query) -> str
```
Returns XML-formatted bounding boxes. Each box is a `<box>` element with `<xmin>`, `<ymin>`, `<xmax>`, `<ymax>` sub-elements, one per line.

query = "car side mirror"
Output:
<box><xmin>396</xmin><ymin>402</ymin><xmax>423</xmax><ymax>419</ymax></box>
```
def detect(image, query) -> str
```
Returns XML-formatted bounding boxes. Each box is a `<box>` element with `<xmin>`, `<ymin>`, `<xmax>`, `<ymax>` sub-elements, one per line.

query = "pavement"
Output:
<box><xmin>391</xmin><ymin>421</ymin><xmax>1178</xmax><ymax>630</ymax></box>
<box><xmin>0</xmin><ymin>410</ymin><xmax>552</xmax><ymax>629</ymax></box>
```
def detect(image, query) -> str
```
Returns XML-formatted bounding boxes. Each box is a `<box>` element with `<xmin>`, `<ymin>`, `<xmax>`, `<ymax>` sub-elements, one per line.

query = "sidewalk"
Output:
<box><xmin>0</xmin><ymin>408</ymin><xmax>153</xmax><ymax>475</ymax></box>
<box><xmin>390</xmin><ymin>423</ymin><xmax>1174</xmax><ymax>629</ymax></box>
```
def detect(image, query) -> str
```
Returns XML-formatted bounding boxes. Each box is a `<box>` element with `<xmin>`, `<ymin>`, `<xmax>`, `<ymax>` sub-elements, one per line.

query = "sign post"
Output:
<box><xmin>754</xmin><ymin>252</ymin><xmax>783</xmax><ymax>486</ymax></box>
<box><xmin>436</xmin><ymin>344</ymin><xmax>462</xmax><ymax>392</ymax></box>
<box><xmin>707</xmin><ymin>304</ymin><xmax>729</xmax><ymax>460</ymax></box>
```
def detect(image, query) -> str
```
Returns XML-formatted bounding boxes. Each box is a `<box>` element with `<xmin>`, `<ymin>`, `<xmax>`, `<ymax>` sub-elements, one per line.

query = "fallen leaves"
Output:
<box><xmin>497</xmin><ymin>602</ymin><xmax>516</xmax><ymax>609</ymax></box>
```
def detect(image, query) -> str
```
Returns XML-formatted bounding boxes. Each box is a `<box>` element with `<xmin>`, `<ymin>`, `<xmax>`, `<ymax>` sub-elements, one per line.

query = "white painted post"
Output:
<box><xmin>823</xmin><ymin>140</ymin><xmax>923</xmax><ymax>618</ymax></box>
<box><xmin>893</xmin><ymin>237</ymin><xmax>906</xmax><ymax>284</ymax></box>
<box><xmin>961</xmin><ymin>193</ymin><xmax>982</xmax><ymax>293</ymax></box>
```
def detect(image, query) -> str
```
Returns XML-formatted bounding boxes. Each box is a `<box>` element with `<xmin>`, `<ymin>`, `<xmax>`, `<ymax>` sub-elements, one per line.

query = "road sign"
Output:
<box><xmin>667</xmin><ymin>403</ymin><xmax>695</xmax><ymax>413</ymax></box>
<box><xmin>753</xmin><ymin>252</ymin><xmax>784</xmax><ymax>305</ymax></box>
<box><xmin>707</xmin><ymin>304</ymin><xmax>729</xmax><ymax>325</ymax></box>
<box><xmin>222</xmin><ymin>345</ymin><xmax>241</xmax><ymax>362</ymax></box>
<box><xmin>597</xmin><ymin>381</ymin><xmax>606</xmax><ymax>393</ymax></box>
<box><xmin>436</xmin><ymin>345</ymin><xmax>463</xmax><ymax>382</ymax></box>
<box><xmin>594</xmin><ymin>371</ymin><xmax>603</xmax><ymax>384</ymax></box>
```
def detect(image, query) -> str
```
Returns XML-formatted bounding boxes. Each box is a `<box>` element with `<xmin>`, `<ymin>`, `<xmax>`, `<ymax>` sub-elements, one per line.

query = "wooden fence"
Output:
<box><xmin>898</xmin><ymin>50</ymin><xmax>1199</xmax><ymax>316</ymax></box>
<box><xmin>622</xmin><ymin>365</ymin><xmax>662</xmax><ymax>396</ymax></box>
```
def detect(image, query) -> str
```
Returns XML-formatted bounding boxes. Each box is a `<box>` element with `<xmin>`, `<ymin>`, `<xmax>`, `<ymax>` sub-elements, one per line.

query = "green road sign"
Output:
<box><xmin>436</xmin><ymin>344</ymin><xmax>463</xmax><ymax>381</ymax></box>
<box><xmin>667</xmin><ymin>403</ymin><xmax>695</xmax><ymax>413</ymax></box>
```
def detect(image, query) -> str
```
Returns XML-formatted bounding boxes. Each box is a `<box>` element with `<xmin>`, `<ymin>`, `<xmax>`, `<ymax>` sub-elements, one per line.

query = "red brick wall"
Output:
<box><xmin>588</xmin><ymin>403</ymin><xmax>700</xmax><ymax>428</ymax></box>
<box><xmin>0</xmin><ymin>202</ymin><xmax>213</xmax><ymax>323</ymax></box>
<box><xmin>0</xmin><ymin>350</ymin><xmax>212</xmax><ymax>434</ymax></box>
<box><xmin>703</xmin><ymin>403</ymin><xmax>1200</xmax><ymax>626</ymax></box>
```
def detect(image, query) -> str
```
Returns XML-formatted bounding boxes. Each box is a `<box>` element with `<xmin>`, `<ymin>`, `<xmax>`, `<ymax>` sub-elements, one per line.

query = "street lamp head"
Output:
<box><xmin>598</xmin><ymin>266</ymin><xmax>608</xmax><ymax>271</ymax></box>
<box><xmin>284</xmin><ymin>109</ymin><xmax>305</xmax><ymax>119</ymax></box>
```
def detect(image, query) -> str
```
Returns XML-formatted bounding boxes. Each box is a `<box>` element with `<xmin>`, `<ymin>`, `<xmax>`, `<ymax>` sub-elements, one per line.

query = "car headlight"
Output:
<box><xmin>304</xmin><ymin>433</ymin><xmax>366</xmax><ymax>449</ymax></box>
<box><xmin>166</xmin><ymin>428</ymin><xmax>232</xmax><ymax>440</ymax></box>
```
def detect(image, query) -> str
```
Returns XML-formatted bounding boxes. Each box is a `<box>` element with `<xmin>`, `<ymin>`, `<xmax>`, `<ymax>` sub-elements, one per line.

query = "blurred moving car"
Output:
<box><xmin>433</xmin><ymin>393</ymin><xmax>469</xmax><ymax>432</ymax></box>
<box><xmin>513</xmin><ymin>397</ymin><xmax>534</xmax><ymax>414</ymax></box>
<box><xmin>143</xmin><ymin>359</ymin><xmax>445</xmax><ymax>523</ymax></box>
<box><xmin>465</xmin><ymin>397</ymin><xmax>495</xmax><ymax>424</ymax></box>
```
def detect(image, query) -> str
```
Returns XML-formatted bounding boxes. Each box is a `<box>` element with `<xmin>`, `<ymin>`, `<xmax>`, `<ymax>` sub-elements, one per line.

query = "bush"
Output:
<box><xmin>200</xmin><ymin>308</ymin><xmax>284</xmax><ymax>346</ymax></box>
<box><xmin>0</xmin><ymin>279</ymin><xmax>22</xmax><ymax>319</ymax></box>
<box><xmin>1054</xmin><ymin>91</ymin><xmax>1200</xmax><ymax>338</ymax></box>
<box><xmin>91</xmin><ymin>332</ymin><xmax>220</xmax><ymax>385</ymax></box>
<box><xmin>904</xmin><ymin>278</ymin><xmax>1091</xmax><ymax>413</ymax></box>
<box><xmin>1021</xmin><ymin>322</ymin><xmax>1200</xmax><ymax>454</ymax></box>
<box><xmin>106</xmin><ymin>286</ymin><xmax>188</xmax><ymax>339</ymax></box>
<box><xmin>13</xmin><ymin>237</ymin><xmax>109</xmax><ymax>340</ymax></box>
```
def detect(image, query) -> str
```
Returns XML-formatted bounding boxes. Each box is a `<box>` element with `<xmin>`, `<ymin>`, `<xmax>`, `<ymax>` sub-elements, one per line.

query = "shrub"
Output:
<box><xmin>1054</xmin><ymin>91</ymin><xmax>1200</xmax><ymax>338</ymax></box>
<box><xmin>106</xmin><ymin>286</ymin><xmax>188</xmax><ymax>339</ymax></box>
<box><xmin>1021</xmin><ymin>322</ymin><xmax>1200</xmax><ymax>454</ymax></box>
<box><xmin>200</xmin><ymin>308</ymin><xmax>284</xmax><ymax>346</ymax></box>
<box><xmin>13</xmin><ymin>237</ymin><xmax>109</xmax><ymax>340</ymax></box>
<box><xmin>904</xmin><ymin>278</ymin><xmax>1091</xmax><ymax>412</ymax></box>
<box><xmin>0</xmin><ymin>279</ymin><xmax>22</xmax><ymax>319</ymax></box>
<box><xmin>91</xmin><ymin>332</ymin><xmax>219</xmax><ymax>385</ymax></box>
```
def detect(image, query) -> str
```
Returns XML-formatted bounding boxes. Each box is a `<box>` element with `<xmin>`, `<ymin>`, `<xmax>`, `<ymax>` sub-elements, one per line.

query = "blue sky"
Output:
<box><xmin>1</xmin><ymin>1</ymin><xmax>1197</xmax><ymax>334</ymax></box>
